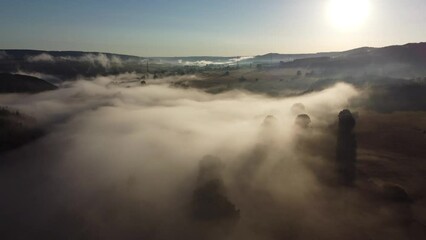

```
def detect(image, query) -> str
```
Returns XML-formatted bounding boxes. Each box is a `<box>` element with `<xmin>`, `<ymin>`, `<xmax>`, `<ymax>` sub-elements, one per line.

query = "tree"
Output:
<box><xmin>336</xmin><ymin>109</ymin><xmax>357</xmax><ymax>186</ymax></box>
<box><xmin>295</xmin><ymin>114</ymin><xmax>311</xmax><ymax>129</ymax></box>
<box><xmin>191</xmin><ymin>156</ymin><xmax>240</xmax><ymax>222</ymax></box>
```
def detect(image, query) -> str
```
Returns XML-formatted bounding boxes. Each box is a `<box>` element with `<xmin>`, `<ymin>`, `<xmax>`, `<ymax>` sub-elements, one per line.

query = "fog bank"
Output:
<box><xmin>3</xmin><ymin>78</ymin><xmax>403</xmax><ymax>240</ymax></box>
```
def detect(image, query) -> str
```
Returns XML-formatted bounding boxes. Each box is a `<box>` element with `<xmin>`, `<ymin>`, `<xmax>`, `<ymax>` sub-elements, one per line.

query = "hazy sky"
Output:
<box><xmin>0</xmin><ymin>0</ymin><xmax>425</xmax><ymax>56</ymax></box>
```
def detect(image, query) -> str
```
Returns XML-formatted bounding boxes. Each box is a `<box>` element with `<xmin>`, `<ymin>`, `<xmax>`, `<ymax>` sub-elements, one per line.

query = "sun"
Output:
<box><xmin>327</xmin><ymin>0</ymin><xmax>371</xmax><ymax>30</ymax></box>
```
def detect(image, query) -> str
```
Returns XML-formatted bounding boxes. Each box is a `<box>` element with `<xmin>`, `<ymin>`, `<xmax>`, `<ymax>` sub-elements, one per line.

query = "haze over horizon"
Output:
<box><xmin>1</xmin><ymin>0</ymin><xmax>425</xmax><ymax>56</ymax></box>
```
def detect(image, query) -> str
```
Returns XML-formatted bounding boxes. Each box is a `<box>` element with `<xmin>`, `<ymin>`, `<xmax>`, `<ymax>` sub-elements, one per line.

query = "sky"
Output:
<box><xmin>0</xmin><ymin>0</ymin><xmax>425</xmax><ymax>56</ymax></box>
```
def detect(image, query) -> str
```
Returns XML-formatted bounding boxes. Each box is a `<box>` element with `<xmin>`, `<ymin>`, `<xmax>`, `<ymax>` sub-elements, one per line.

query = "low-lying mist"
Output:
<box><xmin>2</xmin><ymin>77</ymin><xmax>410</xmax><ymax>239</ymax></box>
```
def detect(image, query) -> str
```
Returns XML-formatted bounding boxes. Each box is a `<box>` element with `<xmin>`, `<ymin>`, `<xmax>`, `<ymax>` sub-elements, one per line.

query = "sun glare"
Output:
<box><xmin>327</xmin><ymin>0</ymin><xmax>371</xmax><ymax>30</ymax></box>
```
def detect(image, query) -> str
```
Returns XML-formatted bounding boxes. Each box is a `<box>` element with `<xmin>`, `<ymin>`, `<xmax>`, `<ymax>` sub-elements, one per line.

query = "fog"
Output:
<box><xmin>181</xmin><ymin>56</ymin><xmax>254</xmax><ymax>66</ymax></box>
<box><xmin>27</xmin><ymin>53</ymin><xmax>55</xmax><ymax>63</ymax></box>
<box><xmin>1</xmin><ymin>78</ymin><xmax>411</xmax><ymax>239</ymax></box>
<box><xmin>26</xmin><ymin>53</ymin><xmax>126</xmax><ymax>69</ymax></box>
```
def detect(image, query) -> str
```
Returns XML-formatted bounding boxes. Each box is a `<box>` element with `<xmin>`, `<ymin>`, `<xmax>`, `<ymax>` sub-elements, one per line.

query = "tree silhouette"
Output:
<box><xmin>336</xmin><ymin>109</ymin><xmax>357</xmax><ymax>186</ymax></box>
<box><xmin>191</xmin><ymin>156</ymin><xmax>240</xmax><ymax>222</ymax></box>
<box><xmin>295</xmin><ymin>114</ymin><xmax>311</xmax><ymax>129</ymax></box>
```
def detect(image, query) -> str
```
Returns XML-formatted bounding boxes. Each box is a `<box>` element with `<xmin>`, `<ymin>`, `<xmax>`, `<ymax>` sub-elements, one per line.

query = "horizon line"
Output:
<box><xmin>1</xmin><ymin>41</ymin><xmax>425</xmax><ymax>58</ymax></box>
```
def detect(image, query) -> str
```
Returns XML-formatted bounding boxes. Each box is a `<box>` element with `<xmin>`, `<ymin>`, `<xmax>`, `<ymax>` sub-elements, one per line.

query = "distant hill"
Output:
<box><xmin>249</xmin><ymin>52</ymin><xmax>339</xmax><ymax>63</ymax></box>
<box><xmin>1</xmin><ymin>42</ymin><xmax>426</xmax><ymax>79</ymax></box>
<box><xmin>0</xmin><ymin>50</ymin><xmax>147</xmax><ymax>79</ymax></box>
<box><xmin>279</xmin><ymin>42</ymin><xmax>426</xmax><ymax>76</ymax></box>
<box><xmin>0</xmin><ymin>73</ymin><xmax>58</xmax><ymax>93</ymax></box>
<box><xmin>1</xmin><ymin>49</ymin><xmax>143</xmax><ymax>61</ymax></box>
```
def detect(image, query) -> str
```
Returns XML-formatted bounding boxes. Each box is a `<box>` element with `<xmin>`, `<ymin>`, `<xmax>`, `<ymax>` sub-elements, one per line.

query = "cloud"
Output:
<box><xmin>182</xmin><ymin>56</ymin><xmax>254</xmax><ymax>66</ymax></box>
<box><xmin>22</xmin><ymin>53</ymin><xmax>253</xmax><ymax>69</ymax></box>
<box><xmin>78</xmin><ymin>53</ymin><xmax>113</xmax><ymax>68</ymax></box>
<box><xmin>25</xmin><ymin>53</ymin><xmax>127</xmax><ymax>69</ymax></box>
<box><xmin>111</xmin><ymin>55</ymin><xmax>124</xmax><ymax>67</ymax></box>
<box><xmin>26</xmin><ymin>53</ymin><xmax>55</xmax><ymax>62</ymax></box>
<box><xmin>0</xmin><ymin>79</ymin><xmax>408</xmax><ymax>239</ymax></box>
<box><xmin>229</xmin><ymin>56</ymin><xmax>254</xmax><ymax>62</ymax></box>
